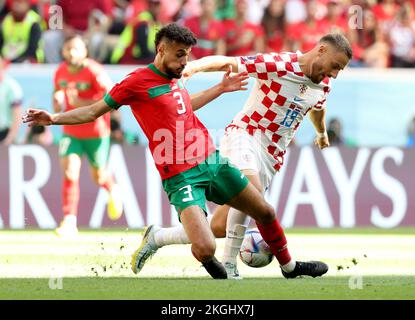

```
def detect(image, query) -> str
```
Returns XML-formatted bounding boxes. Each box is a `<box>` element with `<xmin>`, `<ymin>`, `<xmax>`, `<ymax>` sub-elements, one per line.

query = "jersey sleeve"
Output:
<box><xmin>312</xmin><ymin>79</ymin><xmax>331</xmax><ymax>111</ymax></box>
<box><xmin>237</xmin><ymin>53</ymin><xmax>289</xmax><ymax>81</ymax></box>
<box><xmin>104</xmin><ymin>72</ymin><xmax>136</xmax><ymax>110</ymax></box>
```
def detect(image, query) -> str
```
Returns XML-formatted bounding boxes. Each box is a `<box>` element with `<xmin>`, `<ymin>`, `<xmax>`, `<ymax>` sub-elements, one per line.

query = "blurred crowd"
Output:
<box><xmin>2</xmin><ymin>0</ymin><xmax>415</xmax><ymax>149</ymax></box>
<box><xmin>1</xmin><ymin>0</ymin><xmax>415</xmax><ymax>67</ymax></box>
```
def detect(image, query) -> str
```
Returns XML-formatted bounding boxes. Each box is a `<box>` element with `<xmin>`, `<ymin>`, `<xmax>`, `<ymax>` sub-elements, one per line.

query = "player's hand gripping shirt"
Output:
<box><xmin>54</xmin><ymin>59</ymin><xmax>112</xmax><ymax>139</ymax></box>
<box><xmin>104</xmin><ymin>64</ymin><xmax>216</xmax><ymax>180</ymax></box>
<box><xmin>230</xmin><ymin>51</ymin><xmax>331</xmax><ymax>171</ymax></box>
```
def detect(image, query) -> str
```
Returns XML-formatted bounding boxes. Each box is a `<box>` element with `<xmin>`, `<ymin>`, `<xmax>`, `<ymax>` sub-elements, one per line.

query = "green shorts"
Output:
<box><xmin>162</xmin><ymin>151</ymin><xmax>250</xmax><ymax>220</ymax></box>
<box><xmin>58</xmin><ymin>134</ymin><xmax>110</xmax><ymax>169</ymax></box>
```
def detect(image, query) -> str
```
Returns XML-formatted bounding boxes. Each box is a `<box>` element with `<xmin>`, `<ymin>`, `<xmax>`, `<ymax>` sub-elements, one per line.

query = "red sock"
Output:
<box><xmin>256</xmin><ymin>219</ymin><xmax>292</xmax><ymax>266</ymax></box>
<box><xmin>62</xmin><ymin>178</ymin><xmax>79</xmax><ymax>217</ymax></box>
<box><xmin>100</xmin><ymin>174</ymin><xmax>114</xmax><ymax>192</ymax></box>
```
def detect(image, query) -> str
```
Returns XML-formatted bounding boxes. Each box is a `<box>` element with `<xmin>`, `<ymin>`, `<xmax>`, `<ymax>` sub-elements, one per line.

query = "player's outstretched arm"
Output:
<box><xmin>309</xmin><ymin>109</ymin><xmax>329</xmax><ymax>149</ymax></box>
<box><xmin>190</xmin><ymin>66</ymin><xmax>248</xmax><ymax>111</ymax></box>
<box><xmin>22</xmin><ymin>99</ymin><xmax>112</xmax><ymax>127</ymax></box>
<box><xmin>183</xmin><ymin>56</ymin><xmax>239</xmax><ymax>80</ymax></box>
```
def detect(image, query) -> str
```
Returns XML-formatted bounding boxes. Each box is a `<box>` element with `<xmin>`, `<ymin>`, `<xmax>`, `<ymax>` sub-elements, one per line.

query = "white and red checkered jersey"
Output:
<box><xmin>227</xmin><ymin>51</ymin><xmax>331</xmax><ymax>171</ymax></box>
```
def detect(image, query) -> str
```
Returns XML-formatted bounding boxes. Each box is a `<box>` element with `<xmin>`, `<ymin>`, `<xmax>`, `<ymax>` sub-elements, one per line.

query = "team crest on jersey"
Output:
<box><xmin>241</xmin><ymin>55</ymin><xmax>257</xmax><ymax>63</ymax></box>
<box><xmin>299</xmin><ymin>84</ymin><xmax>308</xmax><ymax>95</ymax></box>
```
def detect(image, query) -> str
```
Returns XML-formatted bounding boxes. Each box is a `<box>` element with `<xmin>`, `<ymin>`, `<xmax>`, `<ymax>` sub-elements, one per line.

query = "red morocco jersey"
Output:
<box><xmin>104</xmin><ymin>64</ymin><xmax>216</xmax><ymax>180</ymax></box>
<box><xmin>54</xmin><ymin>59</ymin><xmax>112</xmax><ymax>139</ymax></box>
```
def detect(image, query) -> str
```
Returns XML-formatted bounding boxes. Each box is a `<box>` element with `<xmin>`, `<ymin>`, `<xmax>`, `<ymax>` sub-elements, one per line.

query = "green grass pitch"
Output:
<box><xmin>1</xmin><ymin>228</ymin><xmax>415</xmax><ymax>300</ymax></box>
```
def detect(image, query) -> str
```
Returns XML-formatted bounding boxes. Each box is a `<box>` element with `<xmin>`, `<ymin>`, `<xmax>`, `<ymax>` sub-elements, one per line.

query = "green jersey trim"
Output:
<box><xmin>148</xmin><ymin>64</ymin><xmax>172</xmax><ymax>80</ymax></box>
<box><xmin>104</xmin><ymin>93</ymin><xmax>121</xmax><ymax>109</ymax></box>
<box><xmin>148</xmin><ymin>84</ymin><xmax>172</xmax><ymax>98</ymax></box>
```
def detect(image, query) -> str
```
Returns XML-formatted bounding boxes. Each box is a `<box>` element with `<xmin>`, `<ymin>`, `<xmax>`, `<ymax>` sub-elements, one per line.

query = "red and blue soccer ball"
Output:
<box><xmin>239</xmin><ymin>229</ymin><xmax>274</xmax><ymax>268</ymax></box>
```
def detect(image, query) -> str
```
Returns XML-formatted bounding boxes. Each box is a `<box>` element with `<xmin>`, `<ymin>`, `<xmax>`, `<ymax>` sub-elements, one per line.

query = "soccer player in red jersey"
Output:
<box><xmin>53</xmin><ymin>36</ymin><xmax>123</xmax><ymax>237</ymax></box>
<box><xmin>23</xmin><ymin>24</ymin><xmax>327</xmax><ymax>279</ymax></box>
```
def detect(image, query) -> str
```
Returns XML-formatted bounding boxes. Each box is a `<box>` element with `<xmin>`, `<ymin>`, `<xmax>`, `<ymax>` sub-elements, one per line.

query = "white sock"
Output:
<box><xmin>63</xmin><ymin>214</ymin><xmax>77</xmax><ymax>226</ymax></box>
<box><xmin>222</xmin><ymin>208</ymin><xmax>250</xmax><ymax>265</ymax></box>
<box><xmin>153</xmin><ymin>214</ymin><xmax>212</xmax><ymax>248</ymax></box>
<box><xmin>281</xmin><ymin>260</ymin><xmax>296</xmax><ymax>273</ymax></box>
<box><xmin>154</xmin><ymin>224</ymin><xmax>190</xmax><ymax>247</ymax></box>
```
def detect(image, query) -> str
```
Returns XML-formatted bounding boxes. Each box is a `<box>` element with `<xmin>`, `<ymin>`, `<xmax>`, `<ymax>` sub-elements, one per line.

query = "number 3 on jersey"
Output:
<box><xmin>174</xmin><ymin>91</ymin><xmax>186</xmax><ymax>114</ymax></box>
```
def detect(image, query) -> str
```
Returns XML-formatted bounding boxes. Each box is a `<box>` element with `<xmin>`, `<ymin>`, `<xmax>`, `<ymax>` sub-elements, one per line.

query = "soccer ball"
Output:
<box><xmin>239</xmin><ymin>229</ymin><xmax>274</xmax><ymax>268</ymax></box>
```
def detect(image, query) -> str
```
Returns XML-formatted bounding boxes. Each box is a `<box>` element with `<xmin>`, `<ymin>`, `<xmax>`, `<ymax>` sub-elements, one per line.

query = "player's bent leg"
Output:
<box><xmin>90</xmin><ymin>167</ymin><xmax>123</xmax><ymax>220</ymax></box>
<box><xmin>226</xmin><ymin>182</ymin><xmax>274</xmax><ymax>225</ymax></box>
<box><xmin>227</xmin><ymin>184</ymin><xmax>328</xmax><ymax>278</ymax></box>
<box><xmin>56</xmin><ymin>154</ymin><xmax>82</xmax><ymax>238</ymax></box>
<box><xmin>227</xmin><ymin>184</ymin><xmax>296</xmax><ymax>271</ymax></box>
<box><xmin>220</xmin><ymin>171</ymin><xmax>262</xmax><ymax>279</ymax></box>
<box><xmin>210</xmin><ymin>205</ymin><xmax>230</xmax><ymax>238</ymax></box>
<box><xmin>180</xmin><ymin>206</ymin><xmax>227</xmax><ymax>279</ymax></box>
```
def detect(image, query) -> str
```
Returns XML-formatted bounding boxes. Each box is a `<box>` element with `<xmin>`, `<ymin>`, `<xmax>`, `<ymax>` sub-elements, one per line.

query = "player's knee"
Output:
<box><xmin>91</xmin><ymin>169</ymin><xmax>107</xmax><ymax>185</ymax></box>
<box><xmin>192</xmin><ymin>241</ymin><xmax>216</xmax><ymax>263</ymax></box>
<box><xmin>64</xmin><ymin>172</ymin><xmax>79</xmax><ymax>183</ymax></box>
<box><xmin>210</xmin><ymin>219</ymin><xmax>226</xmax><ymax>238</ymax></box>
<box><xmin>257</xmin><ymin>203</ymin><xmax>276</xmax><ymax>225</ymax></box>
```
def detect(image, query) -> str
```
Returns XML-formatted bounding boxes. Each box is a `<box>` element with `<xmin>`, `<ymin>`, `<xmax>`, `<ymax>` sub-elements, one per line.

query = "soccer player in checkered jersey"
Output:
<box><xmin>145</xmin><ymin>33</ymin><xmax>352</xmax><ymax>279</ymax></box>
<box><xmin>23</xmin><ymin>23</ymin><xmax>320</xmax><ymax>279</ymax></box>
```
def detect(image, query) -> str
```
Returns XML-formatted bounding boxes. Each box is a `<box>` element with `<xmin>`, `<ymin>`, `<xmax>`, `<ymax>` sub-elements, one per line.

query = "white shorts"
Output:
<box><xmin>219</xmin><ymin>127</ymin><xmax>277</xmax><ymax>189</ymax></box>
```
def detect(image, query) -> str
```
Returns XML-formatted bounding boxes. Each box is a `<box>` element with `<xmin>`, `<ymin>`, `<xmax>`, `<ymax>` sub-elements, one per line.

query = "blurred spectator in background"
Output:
<box><xmin>0</xmin><ymin>55</ymin><xmax>23</xmax><ymax>146</ymax></box>
<box><xmin>215</xmin><ymin>0</ymin><xmax>235</xmax><ymax>20</ymax></box>
<box><xmin>43</xmin><ymin>0</ymin><xmax>112</xmax><ymax>63</ymax></box>
<box><xmin>261</xmin><ymin>0</ymin><xmax>287</xmax><ymax>53</ymax></box>
<box><xmin>286</xmin><ymin>0</ymin><xmax>325</xmax><ymax>52</ymax></box>
<box><xmin>0</xmin><ymin>0</ymin><xmax>8</xmax><ymax>21</ymax></box>
<box><xmin>372</xmin><ymin>0</ymin><xmax>399</xmax><ymax>30</ymax></box>
<box><xmin>246</xmin><ymin>0</ymin><xmax>270</xmax><ymax>25</ymax></box>
<box><xmin>183</xmin><ymin>0</ymin><xmax>226</xmax><ymax>59</ymax></box>
<box><xmin>223</xmin><ymin>0</ymin><xmax>265</xmax><ymax>56</ymax></box>
<box><xmin>109</xmin><ymin>0</ymin><xmax>131</xmax><ymax>35</ymax></box>
<box><xmin>24</xmin><ymin>124</ymin><xmax>53</xmax><ymax>146</ymax></box>
<box><xmin>110</xmin><ymin>111</ymin><xmax>124</xmax><ymax>144</ymax></box>
<box><xmin>407</xmin><ymin>115</ymin><xmax>415</xmax><ymax>147</ymax></box>
<box><xmin>125</xmin><ymin>0</ymin><xmax>179</xmax><ymax>24</ymax></box>
<box><xmin>168</xmin><ymin>0</ymin><xmax>202</xmax><ymax>24</ymax></box>
<box><xmin>327</xmin><ymin>118</ymin><xmax>344</xmax><ymax>145</ymax></box>
<box><xmin>349</xmin><ymin>9</ymin><xmax>390</xmax><ymax>67</ymax></box>
<box><xmin>319</xmin><ymin>0</ymin><xmax>348</xmax><ymax>35</ymax></box>
<box><xmin>326</xmin><ymin>117</ymin><xmax>357</xmax><ymax>146</ymax></box>
<box><xmin>285</xmin><ymin>0</ymin><xmax>306</xmax><ymax>25</ymax></box>
<box><xmin>0</xmin><ymin>0</ymin><xmax>43</xmax><ymax>63</ymax></box>
<box><xmin>111</xmin><ymin>0</ymin><xmax>162</xmax><ymax>64</ymax></box>
<box><xmin>387</xmin><ymin>5</ymin><xmax>415</xmax><ymax>67</ymax></box>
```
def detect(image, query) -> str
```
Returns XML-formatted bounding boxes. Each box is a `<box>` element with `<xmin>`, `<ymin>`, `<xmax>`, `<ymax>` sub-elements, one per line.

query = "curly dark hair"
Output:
<box><xmin>155</xmin><ymin>23</ymin><xmax>197</xmax><ymax>49</ymax></box>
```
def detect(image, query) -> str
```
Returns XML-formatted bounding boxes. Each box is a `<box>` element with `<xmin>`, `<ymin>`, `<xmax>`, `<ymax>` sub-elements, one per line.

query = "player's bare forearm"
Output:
<box><xmin>309</xmin><ymin>109</ymin><xmax>327</xmax><ymax>134</ymax></box>
<box><xmin>309</xmin><ymin>109</ymin><xmax>330</xmax><ymax>149</ymax></box>
<box><xmin>71</xmin><ymin>97</ymin><xmax>101</xmax><ymax>108</ymax></box>
<box><xmin>190</xmin><ymin>84</ymin><xmax>224</xmax><ymax>111</ymax></box>
<box><xmin>22</xmin><ymin>100</ymin><xmax>111</xmax><ymax>127</ymax></box>
<box><xmin>185</xmin><ymin>56</ymin><xmax>239</xmax><ymax>76</ymax></box>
